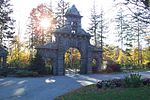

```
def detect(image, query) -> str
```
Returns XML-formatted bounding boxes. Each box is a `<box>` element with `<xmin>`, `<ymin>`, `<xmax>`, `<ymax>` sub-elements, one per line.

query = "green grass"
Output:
<box><xmin>55</xmin><ymin>85</ymin><xmax>150</xmax><ymax>100</ymax></box>
<box><xmin>98</xmin><ymin>68</ymin><xmax>150</xmax><ymax>74</ymax></box>
<box><xmin>122</xmin><ymin>68</ymin><xmax>150</xmax><ymax>73</ymax></box>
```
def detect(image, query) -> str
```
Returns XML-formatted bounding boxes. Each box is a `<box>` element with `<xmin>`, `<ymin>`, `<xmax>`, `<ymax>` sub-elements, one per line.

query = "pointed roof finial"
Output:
<box><xmin>65</xmin><ymin>5</ymin><xmax>81</xmax><ymax>16</ymax></box>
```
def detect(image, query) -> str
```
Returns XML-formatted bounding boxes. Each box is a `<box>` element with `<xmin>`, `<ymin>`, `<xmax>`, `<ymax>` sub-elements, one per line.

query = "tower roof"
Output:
<box><xmin>65</xmin><ymin>5</ymin><xmax>81</xmax><ymax>17</ymax></box>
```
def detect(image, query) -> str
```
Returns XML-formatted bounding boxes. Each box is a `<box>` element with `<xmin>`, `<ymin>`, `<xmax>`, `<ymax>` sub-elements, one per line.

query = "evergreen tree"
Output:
<box><xmin>97</xmin><ymin>8</ymin><xmax>108</xmax><ymax>64</ymax></box>
<box><xmin>115</xmin><ymin>8</ymin><xmax>135</xmax><ymax>64</ymax></box>
<box><xmin>129</xmin><ymin>9</ymin><xmax>148</xmax><ymax>64</ymax></box>
<box><xmin>29</xmin><ymin>52</ymin><xmax>45</xmax><ymax>74</ymax></box>
<box><xmin>55</xmin><ymin>0</ymin><xmax>70</xmax><ymax>28</ymax></box>
<box><xmin>25</xmin><ymin>17</ymin><xmax>37</xmax><ymax>58</ymax></box>
<box><xmin>115</xmin><ymin>8</ymin><xmax>128</xmax><ymax>49</ymax></box>
<box><xmin>98</xmin><ymin>8</ymin><xmax>108</xmax><ymax>47</ymax></box>
<box><xmin>88</xmin><ymin>1</ymin><xmax>100</xmax><ymax>47</ymax></box>
<box><xmin>0</xmin><ymin>0</ymin><xmax>15</xmax><ymax>46</ymax></box>
<box><xmin>116</xmin><ymin>0</ymin><xmax>150</xmax><ymax>24</ymax></box>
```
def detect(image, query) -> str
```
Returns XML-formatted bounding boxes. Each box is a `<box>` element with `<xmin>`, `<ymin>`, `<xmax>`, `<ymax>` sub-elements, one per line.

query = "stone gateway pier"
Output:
<box><xmin>37</xmin><ymin>5</ymin><xmax>102</xmax><ymax>75</ymax></box>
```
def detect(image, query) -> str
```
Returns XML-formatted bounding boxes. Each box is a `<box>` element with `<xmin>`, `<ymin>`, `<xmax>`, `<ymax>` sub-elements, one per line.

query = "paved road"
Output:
<box><xmin>0</xmin><ymin>71</ymin><xmax>150</xmax><ymax>100</ymax></box>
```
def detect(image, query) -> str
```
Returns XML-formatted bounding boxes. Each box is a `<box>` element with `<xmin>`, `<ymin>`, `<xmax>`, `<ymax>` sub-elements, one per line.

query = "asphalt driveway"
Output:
<box><xmin>0</xmin><ymin>71</ymin><xmax>150</xmax><ymax>100</ymax></box>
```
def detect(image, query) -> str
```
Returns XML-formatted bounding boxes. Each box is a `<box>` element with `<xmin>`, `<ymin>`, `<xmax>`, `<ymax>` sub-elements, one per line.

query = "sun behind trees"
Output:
<box><xmin>29</xmin><ymin>4</ymin><xmax>56</xmax><ymax>47</ymax></box>
<box><xmin>0</xmin><ymin>0</ymin><xmax>149</xmax><ymax>77</ymax></box>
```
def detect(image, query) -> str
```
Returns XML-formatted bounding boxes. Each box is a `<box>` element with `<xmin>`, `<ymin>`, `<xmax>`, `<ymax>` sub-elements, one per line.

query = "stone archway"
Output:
<box><xmin>37</xmin><ymin>5</ymin><xmax>102</xmax><ymax>75</ymax></box>
<box><xmin>45</xmin><ymin>58</ymin><xmax>54</xmax><ymax>74</ymax></box>
<box><xmin>64</xmin><ymin>47</ymin><xmax>81</xmax><ymax>74</ymax></box>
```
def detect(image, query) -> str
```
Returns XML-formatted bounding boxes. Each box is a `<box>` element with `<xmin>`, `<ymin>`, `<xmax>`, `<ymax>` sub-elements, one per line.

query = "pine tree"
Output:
<box><xmin>98</xmin><ymin>8</ymin><xmax>108</xmax><ymax>62</ymax></box>
<box><xmin>115</xmin><ymin>8</ymin><xmax>135</xmax><ymax>64</ymax></box>
<box><xmin>55</xmin><ymin>0</ymin><xmax>70</xmax><ymax>28</ymax></box>
<box><xmin>117</xmin><ymin>0</ymin><xmax>150</xmax><ymax>24</ymax></box>
<box><xmin>88</xmin><ymin>1</ymin><xmax>100</xmax><ymax>47</ymax></box>
<box><xmin>129</xmin><ymin>8</ymin><xmax>148</xmax><ymax>64</ymax></box>
<box><xmin>115</xmin><ymin>8</ymin><xmax>126</xmax><ymax>49</ymax></box>
<box><xmin>0</xmin><ymin>0</ymin><xmax>15</xmax><ymax>46</ymax></box>
<box><xmin>25</xmin><ymin>17</ymin><xmax>37</xmax><ymax>58</ymax></box>
<box><xmin>29</xmin><ymin>52</ymin><xmax>45</xmax><ymax>74</ymax></box>
<box><xmin>98</xmin><ymin>8</ymin><xmax>107</xmax><ymax>47</ymax></box>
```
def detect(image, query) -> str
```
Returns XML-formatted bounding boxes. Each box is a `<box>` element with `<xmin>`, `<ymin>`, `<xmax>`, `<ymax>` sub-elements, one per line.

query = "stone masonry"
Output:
<box><xmin>37</xmin><ymin>5</ymin><xmax>102</xmax><ymax>75</ymax></box>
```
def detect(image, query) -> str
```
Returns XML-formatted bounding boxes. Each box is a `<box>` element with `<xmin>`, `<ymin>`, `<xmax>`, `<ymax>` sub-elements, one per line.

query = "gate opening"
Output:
<box><xmin>64</xmin><ymin>48</ymin><xmax>81</xmax><ymax>74</ymax></box>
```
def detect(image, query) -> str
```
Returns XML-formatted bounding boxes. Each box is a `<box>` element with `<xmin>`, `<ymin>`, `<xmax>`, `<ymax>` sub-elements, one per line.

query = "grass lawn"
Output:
<box><xmin>55</xmin><ymin>85</ymin><xmax>150</xmax><ymax>100</ymax></box>
<box><xmin>98</xmin><ymin>68</ymin><xmax>150</xmax><ymax>74</ymax></box>
<box><xmin>122</xmin><ymin>68</ymin><xmax>150</xmax><ymax>73</ymax></box>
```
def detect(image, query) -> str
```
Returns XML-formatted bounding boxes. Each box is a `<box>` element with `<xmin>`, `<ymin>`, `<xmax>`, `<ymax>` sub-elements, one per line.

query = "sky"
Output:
<box><xmin>11</xmin><ymin>0</ymin><xmax>119</xmax><ymax>46</ymax></box>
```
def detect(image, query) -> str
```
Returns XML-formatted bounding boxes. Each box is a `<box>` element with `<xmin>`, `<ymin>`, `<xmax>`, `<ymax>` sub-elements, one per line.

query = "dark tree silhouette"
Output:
<box><xmin>115</xmin><ymin>0</ymin><xmax>150</xmax><ymax>24</ymax></box>
<box><xmin>29</xmin><ymin>52</ymin><xmax>45</xmax><ymax>74</ymax></box>
<box><xmin>55</xmin><ymin>0</ymin><xmax>70</xmax><ymax>28</ymax></box>
<box><xmin>88</xmin><ymin>1</ymin><xmax>100</xmax><ymax>47</ymax></box>
<box><xmin>0</xmin><ymin>0</ymin><xmax>15</xmax><ymax>46</ymax></box>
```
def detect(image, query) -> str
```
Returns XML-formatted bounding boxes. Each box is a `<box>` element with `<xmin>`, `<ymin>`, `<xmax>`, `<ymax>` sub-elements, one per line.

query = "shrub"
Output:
<box><xmin>16</xmin><ymin>70</ymin><xmax>38</xmax><ymax>77</ymax></box>
<box><xmin>146</xmin><ymin>62</ymin><xmax>150</xmax><ymax>68</ymax></box>
<box><xmin>0</xmin><ymin>67</ymin><xmax>18</xmax><ymax>77</ymax></box>
<box><xmin>96</xmin><ymin>80</ymin><xmax>109</xmax><ymax>89</ymax></box>
<box><xmin>142</xmin><ymin>78</ymin><xmax>150</xmax><ymax>86</ymax></box>
<box><xmin>9</xmin><ymin>59</ymin><xmax>29</xmax><ymax>68</ymax></box>
<box><xmin>92</xmin><ymin>66</ymin><xmax>98</xmax><ymax>73</ymax></box>
<box><xmin>123</xmin><ymin>63</ymin><xmax>134</xmax><ymax>70</ymax></box>
<box><xmin>105</xmin><ymin>67</ymin><xmax>113</xmax><ymax>73</ymax></box>
<box><xmin>124</xmin><ymin>73</ymin><xmax>142</xmax><ymax>88</ymax></box>
<box><xmin>96</xmin><ymin>79</ymin><xmax>123</xmax><ymax>89</ymax></box>
<box><xmin>96</xmin><ymin>81</ymin><xmax>102</xmax><ymax>88</ymax></box>
<box><xmin>106</xmin><ymin>63</ymin><xmax>121</xmax><ymax>73</ymax></box>
<box><xmin>29</xmin><ymin>52</ymin><xmax>46</xmax><ymax>75</ymax></box>
<box><xmin>0</xmin><ymin>68</ymin><xmax>8</xmax><ymax>77</ymax></box>
<box><xmin>111</xmin><ymin>79</ymin><xmax>123</xmax><ymax>87</ymax></box>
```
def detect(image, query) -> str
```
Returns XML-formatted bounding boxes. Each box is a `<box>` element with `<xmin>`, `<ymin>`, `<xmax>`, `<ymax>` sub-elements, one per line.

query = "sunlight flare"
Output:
<box><xmin>40</xmin><ymin>17</ymin><xmax>51</xmax><ymax>29</ymax></box>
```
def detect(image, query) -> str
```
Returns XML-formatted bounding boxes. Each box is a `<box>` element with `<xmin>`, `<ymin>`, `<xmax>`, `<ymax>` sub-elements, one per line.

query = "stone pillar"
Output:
<box><xmin>87</xmin><ymin>53</ymin><xmax>92</xmax><ymax>74</ymax></box>
<box><xmin>80</xmin><ymin>57</ymin><xmax>86</xmax><ymax>74</ymax></box>
<box><xmin>96</xmin><ymin>58</ymin><xmax>101</xmax><ymax>71</ymax></box>
<box><xmin>97</xmin><ymin>53</ymin><xmax>102</xmax><ymax>71</ymax></box>
<box><xmin>57</xmin><ymin>52</ymin><xmax>65</xmax><ymax>75</ymax></box>
<box><xmin>52</xmin><ymin>59</ymin><xmax>57</xmax><ymax>75</ymax></box>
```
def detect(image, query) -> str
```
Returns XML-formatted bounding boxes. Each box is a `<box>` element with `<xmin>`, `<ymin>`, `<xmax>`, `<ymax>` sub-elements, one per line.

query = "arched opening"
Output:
<box><xmin>45</xmin><ymin>58</ymin><xmax>53</xmax><ymax>75</ymax></box>
<box><xmin>91</xmin><ymin>58</ymin><xmax>98</xmax><ymax>73</ymax></box>
<box><xmin>64</xmin><ymin>48</ymin><xmax>81</xmax><ymax>74</ymax></box>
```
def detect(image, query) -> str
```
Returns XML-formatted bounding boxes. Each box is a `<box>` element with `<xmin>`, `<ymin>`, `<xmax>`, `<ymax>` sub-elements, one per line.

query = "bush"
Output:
<box><xmin>0</xmin><ymin>67</ymin><xmax>19</xmax><ymax>77</ymax></box>
<box><xmin>124</xmin><ymin>73</ymin><xmax>142</xmax><ymax>88</ymax></box>
<box><xmin>9</xmin><ymin>60</ymin><xmax>29</xmax><ymax>68</ymax></box>
<box><xmin>97</xmin><ymin>73</ymin><xmax>149</xmax><ymax>89</ymax></box>
<box><xmin>29</xmin><ymin>52</ymin><xmax>46</xmax><ymax>75</ymax></box>
<box><xmin>96</xmin><ymin>81</ymin><xmax>102</xmax><ymax>88</ymax></box>
<box><xmin>92</xmin><ymin>67</ymin><xmax>98</xmax><ymax>73</ymax></box>
<box><xmin>106</xmin><ymin>63</ymin><xmax>121</xmax><ymax>73</ymax></box>
<box><xmin>0</xmin><ymin>68</ymin><xmax>8</xmax><ymax>77</ymax></box>
<box><xmin>111</xmin><ymin>79</ymin><xmax>123</xmax><ymax>87</ymax></box>
<box><xmin>16</xmin><ymin>70</ymin><xmax>38</xmax><ymax>77</ymax></box>
<box><xmin>142</xmin><ymin>78</ymin><xmax>150</xmax><ymax>86</ymax></box>
<box><xmin>96</xmin><ymin>79</ymin><xmax>123</xmax><ymax>89</ymax></box>
<box><xmin>146</xmin><ymin>62</ymin><xmax>150</xmax><ymax>68</ymax></box>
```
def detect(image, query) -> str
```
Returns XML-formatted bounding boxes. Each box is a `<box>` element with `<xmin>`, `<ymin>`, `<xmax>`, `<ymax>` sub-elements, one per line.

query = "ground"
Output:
<box><xmin>0</xmin><ymin>71</ymin><xmax>150</xmax><ymax>100</ymax></box>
